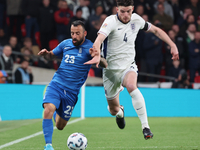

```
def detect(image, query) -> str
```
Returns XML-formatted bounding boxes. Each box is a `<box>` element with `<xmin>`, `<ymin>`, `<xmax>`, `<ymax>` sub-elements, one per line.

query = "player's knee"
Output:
<box><xmin>126</xmin><ymin>84</ymin><xmax>137</xmax><ymax>93</ymax></box>
<box><xmin>43</xmin><ymin>108</ymin><xmax>54</xmax><ymax>118</ymax></box>
<box><xmin>43</xmin><ymin>104</ymin><xmax>56</xmax><ymax>117</ymax></box>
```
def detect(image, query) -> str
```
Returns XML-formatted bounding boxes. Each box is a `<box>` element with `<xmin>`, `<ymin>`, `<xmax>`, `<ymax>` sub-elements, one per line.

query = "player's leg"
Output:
<box><xmin>123</xmin><ymin>71</ymin><xmax>153</xmax><ymax>139</ymax></box>
<box><xmin>54</xmin><ymin>89</ymin><xmax>77</xmax><ymax>130</ymax></box>
<box><xmin>107</xmin><ymin>94</ymin><xmax>120</xmax><ymax>115</ymax></box>
<box><xmin>42</xmin><ymin>81</ymin><xmax>62</xmax><ymax>150</ymax></box>
<box><xmin>43</xmin><ymin>103</ymin><xmax>56</xmax><ymax>150</ymax></box>
<box><xmin>54</xmin><ymin>113</ymin><xmax>68</xmax><ymax>130</ymax></box>
<box><xmin>123</xmin><ymin>71</ymin><xmax>148</xmax><ymax>126</ymax></box>
<box><xmin>107</xmin><ymin>95</ymin><xmax>125</xmax><ymax>129</ymax></box>
<box><xmin>103</xmin><ymin>69</ymin><xmax>125</xmax><ymax>129</ymax></box>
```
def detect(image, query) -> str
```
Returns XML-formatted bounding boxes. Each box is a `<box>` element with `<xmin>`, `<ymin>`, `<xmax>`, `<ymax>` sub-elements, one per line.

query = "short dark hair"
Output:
<box><xmin>71</xmin><ymin>20</ymin><xmax>85</xmax><ymax>30</ymax></box>
<box><xmin>116</xmin><ymin>0</ymin><xmax>134</xmax><ymax>6</ymax></box>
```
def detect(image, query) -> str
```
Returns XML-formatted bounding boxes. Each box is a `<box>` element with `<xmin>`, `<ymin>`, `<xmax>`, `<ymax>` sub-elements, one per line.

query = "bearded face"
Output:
<box><xmin>71</xmin><ymin>25</ymin><xmax>86</xmax><ymax>46</ymax></box>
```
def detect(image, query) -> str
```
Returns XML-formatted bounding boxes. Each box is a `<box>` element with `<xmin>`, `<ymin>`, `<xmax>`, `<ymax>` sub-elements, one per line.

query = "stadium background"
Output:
<box><xmin>0</xmin><ymin>0</ymin><xmax>200</xmax><ymax>119</ymax></box>
<box><xmin>0</xmin><ymin>0</ymin><xmax>200</xmax><ymax>85</ymax></box>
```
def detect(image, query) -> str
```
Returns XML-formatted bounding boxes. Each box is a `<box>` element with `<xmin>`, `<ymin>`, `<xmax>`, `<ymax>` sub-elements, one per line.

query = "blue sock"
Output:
<box><xmin>42</xmin><ymin>119</ymin><xmax>53</xmax><ymax>144</ymax></box>
<box><xmin>53</xmin><ymin>111</ymin><xmax>56</xmax><ymax>123</ymax></box>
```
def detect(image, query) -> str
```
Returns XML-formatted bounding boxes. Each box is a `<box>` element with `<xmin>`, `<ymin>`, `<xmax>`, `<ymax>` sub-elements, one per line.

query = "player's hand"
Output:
<box><xmin>89</xmin><ymin>46</ymin><xmax>99</xmax><ymax>57</ymax></box>
<box><xmin>84</xmin><ymin>55</ymin><xmax>100</xmax><ymax>68</ymax></box>
<box><xmin>38</xmin><ymin>49</ymin><xmax>49</xmax><ymax>56</ymax></box>
<box><xmin>85</xmin><ymin>46</ymin><xmax>101</xmax><ymax>67</ymax></box>
<box><xmin>171</xmin><ymin>45</ymin><xmax>179</xmax><ymax>60</ymax></box>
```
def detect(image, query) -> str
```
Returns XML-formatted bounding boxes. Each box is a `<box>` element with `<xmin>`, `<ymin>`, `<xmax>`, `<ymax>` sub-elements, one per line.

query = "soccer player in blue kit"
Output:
<box><xmin>38</xmin><ymin>20</ymin><xmax>106</xmax><ymax>150</ymax></box>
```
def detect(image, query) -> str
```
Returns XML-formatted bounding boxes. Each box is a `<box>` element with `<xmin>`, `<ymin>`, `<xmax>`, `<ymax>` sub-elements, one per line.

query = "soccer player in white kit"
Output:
<box><xmin>85</xmin><ymin>0</ymin><xmax>179</xmax><ymax>139</ymax></box>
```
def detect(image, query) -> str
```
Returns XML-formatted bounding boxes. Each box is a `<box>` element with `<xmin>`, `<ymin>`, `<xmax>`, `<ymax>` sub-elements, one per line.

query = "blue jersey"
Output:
<box><xmin>52</xmin><ymin>38</ymin><xmax>93</xmax><ymax>94</ymax></box>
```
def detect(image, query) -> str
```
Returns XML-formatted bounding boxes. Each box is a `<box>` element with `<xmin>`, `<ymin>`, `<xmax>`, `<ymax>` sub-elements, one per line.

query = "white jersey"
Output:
<box><xmin>99</xmin><ymin>13</ymin><xmax>151</xmax><ymax>69</ymax></box>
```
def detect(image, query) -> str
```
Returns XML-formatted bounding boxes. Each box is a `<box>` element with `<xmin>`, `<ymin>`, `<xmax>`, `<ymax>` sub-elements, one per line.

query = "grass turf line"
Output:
<box><xmin>0</xmin><ymin>117</ymin><xmax>199</xmax><ymax>150</ymax></box>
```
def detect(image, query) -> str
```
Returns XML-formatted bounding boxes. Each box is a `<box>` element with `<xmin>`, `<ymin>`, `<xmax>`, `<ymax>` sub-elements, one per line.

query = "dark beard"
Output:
<box><xmin>73</xmin><ymin>38</ymin><xmax>84</xmax><ymax>46</ymax></box>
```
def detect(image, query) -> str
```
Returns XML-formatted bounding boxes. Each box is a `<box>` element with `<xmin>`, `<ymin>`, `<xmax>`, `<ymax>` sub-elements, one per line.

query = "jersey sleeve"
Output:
<box><xmin>142</xmin><ymin>22</ymin><xmax>152</xmax><ymax>31</ymax></box>
<box><xmin>98</xmin><ymin>16</ymin><xmax>115</xmax><ymax>37</ymax></box>
<box><xmin>134</xmin><ymin>13</ymin><xmax>152</xmax><ymax>31</ymax></box>
<box><xmin>52</xmin><ymin>40</ymin><xmax>65</xmax><ymax>56</ymax></box>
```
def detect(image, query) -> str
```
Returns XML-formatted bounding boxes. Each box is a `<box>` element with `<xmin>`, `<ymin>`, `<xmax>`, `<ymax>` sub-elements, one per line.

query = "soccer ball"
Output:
<box><xmin>67</xmin><ymin>132</ymin><xmax>87</xmax><ymax>150</ymax></box>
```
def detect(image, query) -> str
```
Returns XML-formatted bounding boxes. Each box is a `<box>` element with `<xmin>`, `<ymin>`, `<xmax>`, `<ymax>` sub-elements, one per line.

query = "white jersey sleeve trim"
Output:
<box><xmin>98</xmin><ymin>31</ymin><xmax>108</xmax><ymax>37</ymax></box>
<box><xmin>147</xmin><ymin>22</ymin><xmax>152</xmax><ymax>31</ymax></box>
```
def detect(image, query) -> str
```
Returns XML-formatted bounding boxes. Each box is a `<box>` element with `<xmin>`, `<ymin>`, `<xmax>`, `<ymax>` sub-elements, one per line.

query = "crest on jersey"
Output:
<box><xmin>78</xmin><ymin>47</ymin><xmax>82</xmax><ymax>56</ymax></box>
<box><xmin>131</xmin><ymin>23</ymin><xmax>135</xmax><ymax>31</ymax></box>
<box><xmin>79</xmin><ymin>48</ymin><xmax>82</xmax><ymax>53</ymax></box>
<box><xmin>102</xmin><ymin>23</ymin><xmax>108</xmax><ymax>28</ymax></box>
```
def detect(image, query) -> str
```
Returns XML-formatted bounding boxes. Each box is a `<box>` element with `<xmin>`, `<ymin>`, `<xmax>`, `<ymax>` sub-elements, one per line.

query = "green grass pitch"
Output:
<box><xmin>0</xmin><ymin>117</ymin><xmax>199</xmax><ymax>150</ymax></box>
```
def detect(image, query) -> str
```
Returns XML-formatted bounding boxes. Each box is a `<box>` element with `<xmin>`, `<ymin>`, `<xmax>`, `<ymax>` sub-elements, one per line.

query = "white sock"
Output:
<box><xmin>116</xmin><ymin>107</ymin><xmax>123</xmax><ymax>118</ymax></box>
<box><xmin>107</xmin><ymin>105</ymin><xmax>123</xmax><ymax>118</ymax></box>
<box><xmin>130</xmin><ymin>88</ymin><xmax>150</xmax><ymax>129</ymax></box>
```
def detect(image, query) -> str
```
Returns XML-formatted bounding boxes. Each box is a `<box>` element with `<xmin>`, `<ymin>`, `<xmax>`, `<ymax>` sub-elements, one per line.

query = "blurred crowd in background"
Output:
<box><xmin>0</xmin><ymin>0</ymin><xmax>200</xmax><ymax>87</ymax></box>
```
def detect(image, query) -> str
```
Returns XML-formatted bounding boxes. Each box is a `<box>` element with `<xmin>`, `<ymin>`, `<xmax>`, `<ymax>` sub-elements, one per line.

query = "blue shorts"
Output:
<box><xmin>43</xmin><ymin>81</ymin><xmax>78</xmax><ymax>121</ymax></box>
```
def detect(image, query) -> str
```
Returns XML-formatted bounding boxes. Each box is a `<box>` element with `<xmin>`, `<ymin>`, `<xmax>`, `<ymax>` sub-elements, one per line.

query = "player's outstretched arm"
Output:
<box><xmin>148</xmin><ymin>25</ymin><xmax>179</xmax><ymax>60</ymax></box>
<box><xmin>84</xmin><ymin>33</ymin><xmax>107</xmax><ymax>68</ymax></box>
<box><xmin>38</xmin><ymin>49</ymin><xmax>55</xmax><ymax>59</ymax></box>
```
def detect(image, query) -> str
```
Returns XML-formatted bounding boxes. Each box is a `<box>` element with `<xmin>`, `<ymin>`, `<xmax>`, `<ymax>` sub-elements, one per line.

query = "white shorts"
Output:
<box><xmin>103</xmin><ymin>62</ymin><xmax>138</xmax><ymax>100</ymax></box>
